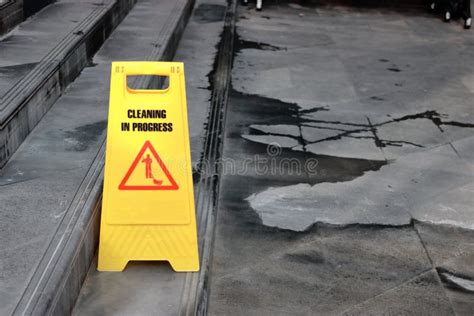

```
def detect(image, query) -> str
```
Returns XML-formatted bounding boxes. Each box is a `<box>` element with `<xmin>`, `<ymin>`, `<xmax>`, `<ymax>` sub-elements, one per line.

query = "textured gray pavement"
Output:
<box><xmin>209</xmin><ymin>2</ymin><xmax>474</xmax><ymax>315</ymax></box>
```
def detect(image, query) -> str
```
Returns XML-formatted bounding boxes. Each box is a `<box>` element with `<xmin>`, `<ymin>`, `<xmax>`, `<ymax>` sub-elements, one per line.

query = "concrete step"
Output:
<box><xmin>0</xmin><ymin>0</ymin><xmax>137</xmax><ymax>168</ymax></box>
<box><xmin>0</xmin><ymin>0</ymin><xmax>56</xmax><ymax>35</ymax></box>
<box><xmin>0</xmin><ymin>0</ymin><xmax>194</xmax><ymax>314</ymax></box>
<box><xmin>0</xmin><ymin>0</ymin><xmax>23</xmax><ymax>35</ymax></box>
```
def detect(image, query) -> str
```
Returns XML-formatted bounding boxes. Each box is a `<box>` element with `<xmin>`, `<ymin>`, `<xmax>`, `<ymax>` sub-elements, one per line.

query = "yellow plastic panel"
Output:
<box><xmin>98</xmin><ymin>62</ymin><xmax>199</xmax><ymax>272</ymax></box>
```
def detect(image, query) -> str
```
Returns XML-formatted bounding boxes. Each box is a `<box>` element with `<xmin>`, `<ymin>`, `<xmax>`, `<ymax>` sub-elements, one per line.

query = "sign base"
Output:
<box><xmin>98</xmin><ymin>225</ymin><xmax>199</xmax><ymax>272</ymax></box>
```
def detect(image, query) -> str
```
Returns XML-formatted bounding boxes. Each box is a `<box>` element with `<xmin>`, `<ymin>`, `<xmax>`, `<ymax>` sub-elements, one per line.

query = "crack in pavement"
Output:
<box><xmin>338</xmin><ymin>268</ymin><xmax>455</xmax><ymax>316</ymax></box>
<box><xmin>244</xmin><ymin>109</ymin><xmax>474</xmax><ymax>153</ymax></box>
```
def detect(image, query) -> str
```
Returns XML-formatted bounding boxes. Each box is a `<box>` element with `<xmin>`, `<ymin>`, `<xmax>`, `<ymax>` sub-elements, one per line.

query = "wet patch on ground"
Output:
<box><xmin>234</xmin><ymin>34</ymin><xmax>286</xmax><ymax>52</ymax></box>
<box><xmin>64</xmin><ymin>120</ymin><xmax>107</xmax><ymax>151</ymax></box>
<box><xmin>216</xmin><ymin>28</ymin><xmax>468</xmax><ymax>231</ymax></box>
<box><xmin>209</xmin><ymin>3</ymin><xmax>474</xmax><ymax>314</ymax></box>
<box><xmin>233</xmin><ymin>80</ymin><xmax>474</xmax><ymax>229</ymax></box>
<box><xmin>194</xmin><ymin>4</ymin><xmax>226</xmax><ymax>23</ymax></box>
<box><xmin>84</xmin><ymin>60</ymin><xmax>98</xmax><ymax>68</ymax></box>
<box><xmin>230</xmin><ymin>31</ymin><xmax>474</xmax><ymax>160</ymax></box>
<box><xmin>0</xmin><ymin>62</ymin><xmax>39</xmax><ymax>78</ymax></box>
<box><xmin>387</xmin><ymin>67</ymin><xmax>402</xmax><ymax>72</ymax></box>
<box><xmin>0</xmin><ymin>62</ymin><xmax>39</xmax><ymax>94</ymax></box>
<box><xmin>211</xmin><ymin>81</ymin><xmax>464</xmax><ymax>311</ymax></box>
<box><xmin>227</xmin><ymin>85</ymin><xmax>388</xmax><ymax>182</ymax></box>
<box><xmin>243</xmin><ymin>105</ymin><xmax>474</xmax><ymax>153</ymax></box>
<box><xmin>270</xmin><ymin>0</ymin><xmax>431</xmax><ymax>13</ymax></box>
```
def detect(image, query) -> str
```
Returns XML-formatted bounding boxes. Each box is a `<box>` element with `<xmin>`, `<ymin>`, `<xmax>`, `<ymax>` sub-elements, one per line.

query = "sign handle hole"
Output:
<box><xmin>127</xmin><ymin>75</ymin><xmax>169</xmax><ymax>91</ymax></box>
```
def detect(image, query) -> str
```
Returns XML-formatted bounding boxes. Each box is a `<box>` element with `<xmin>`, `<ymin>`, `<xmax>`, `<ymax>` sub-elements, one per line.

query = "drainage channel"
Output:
<box><xmin>180</xmin><ymin>0</ymin><xmax>237</xmax><ymax>314</ymax></box>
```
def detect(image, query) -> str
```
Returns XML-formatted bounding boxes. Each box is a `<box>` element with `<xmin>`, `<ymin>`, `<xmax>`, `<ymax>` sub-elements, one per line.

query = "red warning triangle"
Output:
<box><xmin>119</xmin><ymin>140</ymin><xmax>178</xmax><ymax>190</ymax></box>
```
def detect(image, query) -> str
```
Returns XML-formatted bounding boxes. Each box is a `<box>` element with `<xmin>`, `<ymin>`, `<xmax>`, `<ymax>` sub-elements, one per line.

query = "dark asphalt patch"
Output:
<box><xmin>0</xmin><ymin>62</ymin><xmax>39</xmax><ymax>80</ymax></box>
<box><xmin>64</xmin><ymin>120</ymin><xmax>107</xmax><ymax>151</ymax></box>
<box><xmin>235</xmin><ymin>35</ymin><xmax>286</xmax><ymax>52</ymax></box>
<box><xmin>194</xmin><ymin>4</ymin><xmax>226</xmax><ymax>23</ymax></box>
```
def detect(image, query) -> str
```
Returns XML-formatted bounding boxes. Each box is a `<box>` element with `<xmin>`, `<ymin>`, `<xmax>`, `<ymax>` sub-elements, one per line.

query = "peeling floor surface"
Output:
<box><xmin>208</xmin><ymin>2</ymin><xmax>474</xmax><ymax>315</ymax></box>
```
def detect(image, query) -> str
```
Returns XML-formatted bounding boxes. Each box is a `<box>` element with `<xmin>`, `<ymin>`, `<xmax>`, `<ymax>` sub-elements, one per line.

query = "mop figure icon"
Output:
<box><xmin>118</xmin><ymin>141</ymin><xmax>178</xmax><ymax>191</ymax></box>
<box><xmin>142</xmin><ymin>153</ymin><xmax>163</xmax><ymax>185</ymax></box>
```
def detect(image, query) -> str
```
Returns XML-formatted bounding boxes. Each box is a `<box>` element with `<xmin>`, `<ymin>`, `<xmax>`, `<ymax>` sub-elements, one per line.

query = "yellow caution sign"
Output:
<box><xmin>98</xmin><ymin>61</ymin><xmax>199</xmax><ymax>272</ymax></box>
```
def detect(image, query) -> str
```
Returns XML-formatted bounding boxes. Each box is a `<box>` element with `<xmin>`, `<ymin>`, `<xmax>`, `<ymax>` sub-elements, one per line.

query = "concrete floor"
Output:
<box><xmin>209</xmin><ymin>2</ymin><xmax>474</xmax><ymax>315</ymax></box>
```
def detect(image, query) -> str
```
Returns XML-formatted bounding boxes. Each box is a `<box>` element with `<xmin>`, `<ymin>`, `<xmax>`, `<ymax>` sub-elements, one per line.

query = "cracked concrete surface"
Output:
<box><xmin>248</xmin><ymin>143</ymin><xmax>474</xmax><ymax>230</ymax></box>
<box><xmin>209</xmin><ymin>2</ymin><xmax>474</xmax><ymax>315</ymax></box>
